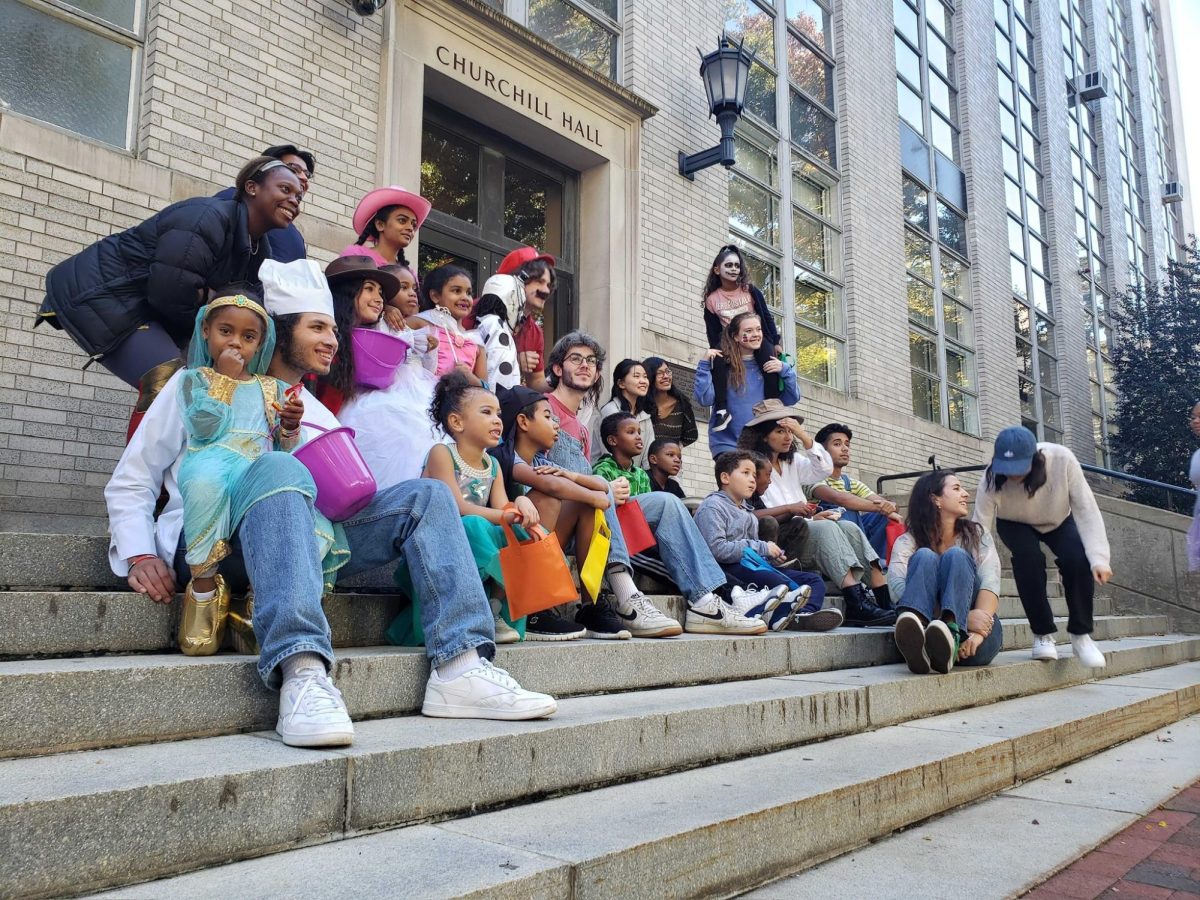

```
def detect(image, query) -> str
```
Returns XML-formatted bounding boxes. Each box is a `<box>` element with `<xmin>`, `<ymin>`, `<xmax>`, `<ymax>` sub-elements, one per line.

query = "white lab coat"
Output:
<box><xmin>104</xmin><ymin>370</ymin><xmax>339</xmax><ymax>577</ymax></box>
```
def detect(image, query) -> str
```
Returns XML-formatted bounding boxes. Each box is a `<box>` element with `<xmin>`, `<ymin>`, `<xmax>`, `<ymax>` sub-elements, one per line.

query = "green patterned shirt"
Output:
<box><xmin>592</xmin><ymin>455</ymin><xmax>652</xmax><ymax>497</ymax></box>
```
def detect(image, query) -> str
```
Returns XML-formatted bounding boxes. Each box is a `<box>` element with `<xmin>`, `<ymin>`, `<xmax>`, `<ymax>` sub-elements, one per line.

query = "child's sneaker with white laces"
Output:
<box><xmin>1070</xmin><ymin>633</ymin><xmax>1106</xmax><ymax>668</ymax></box>
<box><xmin>729</xmin><ymin>584</ymin><xmax>788</xmax><ymax>618</ymax></box>
<box><xmin>617</xmin><ymin>592</ymin><xmax>683</xmax><ymax>637</ymax></box>
<box><xmin>422</xmin><ymin>659</ymin><xmax>558</xmax><ymax>720</ymax></box>
<box><xmin>1031</xmin><ymin>633</ymin><xmax>1059</xmax><ymax>661</ymax></box>
<box><xmin>685</xmin><ymin>593</ymin><xmax>768</xmax><ymax>635</ymax></box>
<box><xmin>276</xmin><ymin>668</ymin><xmax>355</xmax><ymax>748</ymax></box>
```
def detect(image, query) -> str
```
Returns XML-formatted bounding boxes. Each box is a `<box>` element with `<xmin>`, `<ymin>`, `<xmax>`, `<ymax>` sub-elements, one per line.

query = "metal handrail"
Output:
<box><xmin>876</xmin><ymin>455</ymin><xmax>1197</xmax><ymax>502</ymax></box>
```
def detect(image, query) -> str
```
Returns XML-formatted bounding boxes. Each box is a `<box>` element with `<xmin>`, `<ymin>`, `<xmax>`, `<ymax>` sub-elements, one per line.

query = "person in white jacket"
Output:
<box><xmin>106</xmin><ymin>260</ymin><xmax>557</xmax><ymax>750</ymax></box>
<box><xmin>974</xmin><ymin>426</ymin><xmax>1112</xmax><ymax>668</ymax></box>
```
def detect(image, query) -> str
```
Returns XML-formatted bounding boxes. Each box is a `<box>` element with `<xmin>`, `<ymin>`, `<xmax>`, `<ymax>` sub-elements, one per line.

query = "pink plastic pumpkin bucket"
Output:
<box><xmin>351</xmin><ymin>328</ymin><xmax>409</xmax><ymax>389</ymax></box>
<box><xmin>293</xmin><ymin>422</ymin><xmax>377</xmax><ymax>521</ymax></box>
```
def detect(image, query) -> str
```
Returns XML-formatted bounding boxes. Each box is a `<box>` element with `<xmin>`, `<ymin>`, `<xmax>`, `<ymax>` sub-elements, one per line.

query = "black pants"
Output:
<box><xmin>711</xmin><ymin>344</ymin><xmax>779</xmax><ymax>410</ymax></box>
<box><xmin>995</xmin><ymin>515</ymin><xmax>1093</xmax><ymax>636</ymax></box>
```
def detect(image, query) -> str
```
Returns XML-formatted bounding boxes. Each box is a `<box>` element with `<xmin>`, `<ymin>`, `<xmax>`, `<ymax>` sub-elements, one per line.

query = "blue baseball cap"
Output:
<box><xmin>990</xmin><ymin>426</ymin><xmax>1038</xmax><ymax>476</ymax></box>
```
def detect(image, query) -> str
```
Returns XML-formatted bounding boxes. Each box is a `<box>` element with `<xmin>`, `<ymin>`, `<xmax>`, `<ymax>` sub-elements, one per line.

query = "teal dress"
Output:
<box><xmin>386</xmin><ymin>449</ymin><xmax>526</xmax><ymax>646</ymax></box>
<box><xmin>176</xmin><ymin>300</ymin><xmax>349</xmax><ymax>591</ymax></box>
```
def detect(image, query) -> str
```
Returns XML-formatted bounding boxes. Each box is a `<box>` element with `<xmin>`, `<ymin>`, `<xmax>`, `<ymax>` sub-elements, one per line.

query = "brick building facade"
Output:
<box><xmin>0</xmin><ymin>0</ymin><xmax>1192</xmax><ymax>531</ymax></box>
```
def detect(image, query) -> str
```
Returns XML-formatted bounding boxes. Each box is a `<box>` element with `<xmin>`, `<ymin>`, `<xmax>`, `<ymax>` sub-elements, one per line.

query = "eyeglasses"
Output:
<box><xmin>283</xmin><ymin>162</ymin><xmax>313</xmax><ymax>180</ymax></box>
<box><xmin>564</xmin><ymin>353</ymin><xmax>599</xmax><ymax>368</ymax></box>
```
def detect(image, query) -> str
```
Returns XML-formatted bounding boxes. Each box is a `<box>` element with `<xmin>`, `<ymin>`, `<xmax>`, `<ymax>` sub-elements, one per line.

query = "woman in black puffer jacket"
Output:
<box><xmin>38</xmin><ymin>156</ymin><xmax>303</xmax><ymax>437</ymax></box>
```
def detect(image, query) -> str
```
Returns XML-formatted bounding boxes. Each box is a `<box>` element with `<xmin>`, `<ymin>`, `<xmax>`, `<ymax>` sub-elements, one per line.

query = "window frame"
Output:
<box><xmin>4</xmin><ymin>0</ymin><xmax>146</xmax><ymax>151</ymax></box>
<box><xmin>506</xmin><ymin>0</ymin><xmax>622</xmax><ymax>81</ymax></box>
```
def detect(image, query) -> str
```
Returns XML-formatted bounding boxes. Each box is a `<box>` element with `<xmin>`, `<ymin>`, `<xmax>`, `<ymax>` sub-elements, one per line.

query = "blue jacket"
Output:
<box><xmin>694</xmin><ymin>357</ymin><xmax>799</xmax><ymax>456</ymax></box>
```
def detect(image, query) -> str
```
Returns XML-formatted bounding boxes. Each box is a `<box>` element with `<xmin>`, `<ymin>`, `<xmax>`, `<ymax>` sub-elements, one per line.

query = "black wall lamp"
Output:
<box><xmin>678</xmin><ymin>34</ymin><xmax>757</xmax><ymax>180</ymax></box>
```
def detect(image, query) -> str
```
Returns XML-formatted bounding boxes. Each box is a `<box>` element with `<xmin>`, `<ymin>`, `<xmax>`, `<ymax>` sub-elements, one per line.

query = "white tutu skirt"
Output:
<box><xmin>340</xmin><ymin>360</ymin><xmax>439</xmax><ymax>491</ymax></box>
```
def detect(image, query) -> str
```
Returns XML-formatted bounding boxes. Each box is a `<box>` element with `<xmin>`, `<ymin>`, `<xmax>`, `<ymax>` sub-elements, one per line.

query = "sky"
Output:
<box><xmin>1168</xmin><ymin>0</ymin><xmax>1199</xmax><ymax>229</ymax></box>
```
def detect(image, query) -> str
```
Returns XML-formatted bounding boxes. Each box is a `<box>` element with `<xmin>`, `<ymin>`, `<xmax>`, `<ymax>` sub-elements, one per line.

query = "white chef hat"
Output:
<box><xmin>260</xmin><ymin>259</ymin><xmax>335</xmax><ymax>318</ymax></box>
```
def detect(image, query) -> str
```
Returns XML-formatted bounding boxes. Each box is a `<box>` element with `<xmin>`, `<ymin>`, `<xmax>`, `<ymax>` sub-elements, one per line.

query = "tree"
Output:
<box><xmin>1109</xmin><ymin>239</ymin><xmax>1200</xmax><ymax>512</ymax></box>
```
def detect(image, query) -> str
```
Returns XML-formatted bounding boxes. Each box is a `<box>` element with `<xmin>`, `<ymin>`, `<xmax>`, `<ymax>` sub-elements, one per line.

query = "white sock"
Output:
<box><xmin>435</xmin><ymin>648</ymin><xmax>481</xmax><ymax>681</ymax></box>
<box><xmin>606</xmin><ymin>566</ymin><xmax>640</xmax><ymax>610</ymax></box>
<box><xmin>281</xmin><ymin>652</ymin><xmax>326</xmax><ymax>682</ymax></box>
<box><xmin>191</xmin><ymin>587</ymin><xmax>216</xmax><ymax>602</ymax></box>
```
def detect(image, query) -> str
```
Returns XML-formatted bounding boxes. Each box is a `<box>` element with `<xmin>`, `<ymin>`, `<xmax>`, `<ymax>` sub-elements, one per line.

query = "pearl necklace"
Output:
<box><xmin>449</xmin><ymin>443</ymin><xmax>491</xmax><ymax>480</ymax></box>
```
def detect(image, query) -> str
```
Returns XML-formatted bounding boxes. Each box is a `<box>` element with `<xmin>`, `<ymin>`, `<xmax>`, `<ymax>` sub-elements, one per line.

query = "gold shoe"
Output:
<box><xmin>178</xmin><ymin>575</ymin><xmax>230</xmax><ymax>656</ymax></box>
<box><xmin>227</xmin><ymin>588</ymin><xmax>259</xmax><ymax>655</ymax></box>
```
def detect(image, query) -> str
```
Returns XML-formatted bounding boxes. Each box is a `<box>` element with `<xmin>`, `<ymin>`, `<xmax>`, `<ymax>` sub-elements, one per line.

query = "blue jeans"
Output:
<box><xmin>610</xmin><ymin>492</ymin><xmax>727</xmax><ymax>604</ymax></box>
<box><xmin>234</xmin><ymin>479</ymin><xmax>495</xmax><ymax>688</ymax></box>
<box><xmin>337</xmin><ymin>480</ymin><xmax>495</xmax><ymax>668</ymax></box>
<box><xmin>899</xmin><ymin>546</ymin><xmax>1002</xmax><ymax>667</ymax></box>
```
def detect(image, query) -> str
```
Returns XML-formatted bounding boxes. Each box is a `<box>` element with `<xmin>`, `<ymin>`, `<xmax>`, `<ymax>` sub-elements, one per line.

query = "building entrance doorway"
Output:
<box><xmin>418</xmin><ymin>102</ymin><xmax>579</xmax><ymax>354</ymax></box>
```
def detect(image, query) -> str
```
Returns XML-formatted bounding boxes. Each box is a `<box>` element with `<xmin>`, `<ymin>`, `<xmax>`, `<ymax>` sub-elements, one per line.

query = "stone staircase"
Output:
<box><xmin>0</xmin><ymin>532</ymin><xmax>1196</xmax><ymax>898</ymax></box>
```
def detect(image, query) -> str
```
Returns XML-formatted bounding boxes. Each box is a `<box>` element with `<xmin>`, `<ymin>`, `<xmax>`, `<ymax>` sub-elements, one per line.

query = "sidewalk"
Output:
<box><xmin>1025</xmin><ymin>779</ymin><xmax>1200</xmax><ymax>899</ymax></box>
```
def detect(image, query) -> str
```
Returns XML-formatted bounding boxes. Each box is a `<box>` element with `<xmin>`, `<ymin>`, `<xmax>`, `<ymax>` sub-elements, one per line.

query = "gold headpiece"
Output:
<box><xmin>204</xmin><ymin>294</ymin><xmax>269</xmax><ymax>322</ymax></box>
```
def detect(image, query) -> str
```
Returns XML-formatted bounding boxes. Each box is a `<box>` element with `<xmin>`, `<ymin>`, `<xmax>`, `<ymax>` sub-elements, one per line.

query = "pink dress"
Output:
<box><xmin>339</xmin><ymin>244</ymin><xmax>392</xmax><ymax>266</ymax></box>
<box><xmin>415</xmin><ymin>307</ymin><xmax>481</xmax><ymax>377</ymax></box>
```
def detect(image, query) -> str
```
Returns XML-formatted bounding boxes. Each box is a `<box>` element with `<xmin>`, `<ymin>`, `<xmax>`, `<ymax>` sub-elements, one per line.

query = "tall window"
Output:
<box><xmin>1142</xmin><ymin>5</ymin><xmax>1185</xmax><ymax>266</ymax></box>
<box><xmin>1</xmin><ymin>0</ymin><xmax>144</xmax><ymax>149</ymax></box>
<box><xmin>1063</xmin><ymin>0</ymin><xmax>1115</xmax><ymax>464</ymax></box>
<box><xmin>895</xmin><ymin>0</ymin><xmax>977</xmax><ymax>435</ymax></box>
<box><xmin>996</xmin><ymin>0</ymin><xmax>1060</xmax><ymax>442</ymax></box>
<box><xmin>1106</xmin><ymin>0</ymin><xmax>1148</xmax><ymax>286</ymax></box>
<box><xmin>724</xmin><ymin>0</ymin><xmax>845</xmax><ymax>391</ymax></box>
<box><xmin>507</xmin><ymin>0</ymin><xmax>621</xmax><ymax>80</ymax></box>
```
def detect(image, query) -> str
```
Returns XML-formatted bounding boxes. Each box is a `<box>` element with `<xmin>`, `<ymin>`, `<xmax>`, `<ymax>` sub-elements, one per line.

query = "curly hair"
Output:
<box><xmin>545</xmin><ymin>331</ymin><xmax>606</xmax><ymax>402</ymax></box>
<box><xmin>429</xmin><ymin>369</ymin><xmax>489</xmax><ymax>435</ymax></box>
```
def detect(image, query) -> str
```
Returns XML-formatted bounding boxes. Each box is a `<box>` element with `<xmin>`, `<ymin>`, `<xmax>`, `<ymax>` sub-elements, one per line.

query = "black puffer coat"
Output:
<box><xmin>39</xmin><ymin>197</ymin><xmax>269</xmax><ymax>361</ymax></box>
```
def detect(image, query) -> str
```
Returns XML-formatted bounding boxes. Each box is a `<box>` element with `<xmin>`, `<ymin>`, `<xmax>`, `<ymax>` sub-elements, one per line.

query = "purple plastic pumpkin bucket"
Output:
<box><xmin>351</xmin><ymin>328</ymin><xmax>409</xmax><ymax>389</ymax></box>
<box><xmin>293</xmin><ymin>423</ymin><xmax>377</xmax><ymax>521</ymax></box>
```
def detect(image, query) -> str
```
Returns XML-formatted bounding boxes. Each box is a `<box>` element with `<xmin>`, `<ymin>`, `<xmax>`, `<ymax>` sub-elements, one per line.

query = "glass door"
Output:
<box><xmin>418</xmin><ymin>103</ymin><xmax>578</xmax><ymax>344</ymax></box>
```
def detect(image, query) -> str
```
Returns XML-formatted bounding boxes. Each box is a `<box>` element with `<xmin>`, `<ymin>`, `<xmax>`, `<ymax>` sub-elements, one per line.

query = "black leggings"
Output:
<box><xmin>995</xmin><ymin>515</ymin><xmax>1094</xmax><ymax>636</ymax></box>
<box><xmin>711</xmin><ymin>344</ymin><xmax>779</xmax><ymax>410</ymax></box>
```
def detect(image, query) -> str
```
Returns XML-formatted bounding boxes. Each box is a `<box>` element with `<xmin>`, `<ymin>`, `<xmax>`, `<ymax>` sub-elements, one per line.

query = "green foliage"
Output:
<box><xmin>1110</xmin><ymin>239</ymin><xmax>1200</xmax><ymax>512</ymax></box>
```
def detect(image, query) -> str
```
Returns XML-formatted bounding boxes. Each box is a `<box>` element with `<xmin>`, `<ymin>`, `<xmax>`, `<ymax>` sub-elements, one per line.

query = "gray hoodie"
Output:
<box><xmin>694</xmin><ymin>490</ymin><xmax>773</xmax><ymax>564</ymax></box>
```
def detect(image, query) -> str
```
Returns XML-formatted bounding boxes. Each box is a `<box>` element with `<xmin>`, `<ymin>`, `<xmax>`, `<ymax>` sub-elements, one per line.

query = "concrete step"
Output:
<box><xmin>0</xmin><ymin>587</ymin><xmax>1105</xmax><ymax>659</ymax></box>
<box><xmin>80</xmin><ymin>657</ymin><xmax>1200</xmax><ymax>900</ymax></box>
<box><xmin>744</xmin><ymin>711</ymin><xmax>1200</xmax><ymax>898</ymax></box>
<box><xmin>0</xmin><ymin>615</ymin><xmax>1169</xmax><ymax>758</ymax></box>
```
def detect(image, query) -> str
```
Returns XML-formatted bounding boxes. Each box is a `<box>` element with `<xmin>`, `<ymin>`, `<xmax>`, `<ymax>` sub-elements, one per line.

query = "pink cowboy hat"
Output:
<box><xmin>351</xmin><ymin>186</ymin><xmax>433</xmax><ymax>237</ymax></box>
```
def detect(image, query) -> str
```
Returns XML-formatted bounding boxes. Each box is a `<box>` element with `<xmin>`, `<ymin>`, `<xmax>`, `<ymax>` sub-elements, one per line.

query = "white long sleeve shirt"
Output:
<box><xmin>972</xmin><ymin>442</ymin><xmax>1110</xmax><ymax>569</ymax></box>
<box><xmin>104</xmin><ymin>371</ymin><xmax>339</xmax><ymax>576</ymax></box>
<box><xmin>761</xmin><ymin>443</ymin><xmax>835</xmax><ymax>508</ymax></box>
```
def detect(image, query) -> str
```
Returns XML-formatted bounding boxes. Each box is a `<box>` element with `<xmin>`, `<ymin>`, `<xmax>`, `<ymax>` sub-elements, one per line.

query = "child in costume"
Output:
<box><xmin>336</xmin><ymin>261</ymin><xmax>440</xmax><ymax>489</ymax></box>
<box><xmin>415</xmin><ymin>264</ymin><xmax>489</xmax><ymax>384</ymax></box>
<box><xmin>700</xmin><ymin>245</ymin><xmax>784</xmax><ymax>433</ymax></box>
<box><xmin>387</xmin><ymin>372</ymin><xmax>541</xmax><ymax>646</ymax></box>
<box><xmin>175</xmin><ymin>290</ymin><xmax>348</xmax><ymax>655</ymax></box>
<box><xmin>470</xmin><ymin>271</ymin><xmax>523</xmax><ymax>390</ymax></box>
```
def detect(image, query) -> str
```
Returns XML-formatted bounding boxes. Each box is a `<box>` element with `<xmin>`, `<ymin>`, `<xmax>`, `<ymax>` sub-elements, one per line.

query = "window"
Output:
<box><xmin>726</xmin><ymin>0</ymin><xmax>845</xmax><ymax>391</ymax></box>
<box><xmin>894</xmin><ymin>0</ymin><xmax>977</xmax><ymax>434</ymax></box>
<box><xmin>1</xmin><ymin>0</ymin><xmax>144</xmax><ymax>149</ymax></box>
<box><xmin>514</xmin><ymin>0</ymin><xmax>621</xmax><ymax>80</ymax></box>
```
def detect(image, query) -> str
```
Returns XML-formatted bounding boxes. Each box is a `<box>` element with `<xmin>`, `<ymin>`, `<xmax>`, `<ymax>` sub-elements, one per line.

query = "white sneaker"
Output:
<box><xmin>1031</xmin><ymin>633</ymin><xmax>1059</xmax><ymax>661</ymax></box>
<box><xmin>423</xmin><ymin>659</ymin><xmax>557</xmax><ymax>720</ymax></box>
<box><xmin>1071</xmin><ymin>633</ymin><xmax>1107</xmax><ymax>668</ymax></box>
<box><xmin>494</xmin><ymin>617</ymin><xmax>521</xmax><ymax>644</ymax></box>
<box><xmin>684</xmin><ymin>593</ymin><xmax>768</xmax><ymax>635</ymax></box>
<box><xmin>729</xmin><ymin>584</ymin><xmax>788</xmax><ymax>617</ymax></box>
<box><xmin>617</xmin><ymin>592</ymin><xmax>683</xmax><ymax>637</ymax></box>
<box><xmin>277</xmin><ymin>668</ymin><xmax>354</xmax><ymax>748</ymax></box>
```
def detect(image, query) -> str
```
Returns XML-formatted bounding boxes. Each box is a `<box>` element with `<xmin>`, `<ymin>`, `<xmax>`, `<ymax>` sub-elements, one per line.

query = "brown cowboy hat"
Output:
<box><xmin>324</xmin><ymin>255</ymin><xmax>402</xmax><ymax>300</ymax></box>
<box><xmin>743</xmin><ymin>398</ymin><xmax>806</xmax><ymax>429</ymax></box>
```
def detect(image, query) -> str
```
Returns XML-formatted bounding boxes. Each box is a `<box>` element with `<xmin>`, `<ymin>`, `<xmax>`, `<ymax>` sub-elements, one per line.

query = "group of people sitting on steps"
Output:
<box><xmin>38</xmin><ymin>144</ymin><xmax>1115</xmax><ymax>752</ymax></box>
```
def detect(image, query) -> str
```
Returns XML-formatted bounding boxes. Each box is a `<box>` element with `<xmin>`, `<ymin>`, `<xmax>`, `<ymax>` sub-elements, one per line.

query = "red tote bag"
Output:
<box><xmin>885</xmin><ymin>519</ymin><xmax>907</xmax><ymax>565</ymax></box>
<box><xmin>615</xmin><ymin>499</ymin><xmax>657</xmax><ymax>556</ymax></box>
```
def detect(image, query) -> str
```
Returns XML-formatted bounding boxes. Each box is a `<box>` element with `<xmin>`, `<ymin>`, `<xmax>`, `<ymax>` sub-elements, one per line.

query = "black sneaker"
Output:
<box><xmin>524</xmin><ymin>611</ymin><xmax>587</xmax><ymax>642</ymax></box>
<box><xmin>575</xmin><ymin>602</ymin><xmax>632</xmax><ymax>640</ymax></box>
<box><xmin>711</xmin><ymin>408</ymin><xmax>733</xmax><ymax>432</ymax></box>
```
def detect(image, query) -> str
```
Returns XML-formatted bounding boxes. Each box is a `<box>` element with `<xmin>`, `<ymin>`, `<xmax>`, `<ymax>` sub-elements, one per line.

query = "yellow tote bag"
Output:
<box><xmin>579</xmin><ymin>508</ymin><xmax>611</xmax><ymax>602</ymax></box>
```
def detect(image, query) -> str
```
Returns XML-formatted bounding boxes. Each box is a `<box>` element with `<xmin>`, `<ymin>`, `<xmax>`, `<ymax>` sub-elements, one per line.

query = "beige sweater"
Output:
<box><xmin>973</xmin><ymin>442</ymin><xmax>1110</xmax><ymax>569</ymax></box>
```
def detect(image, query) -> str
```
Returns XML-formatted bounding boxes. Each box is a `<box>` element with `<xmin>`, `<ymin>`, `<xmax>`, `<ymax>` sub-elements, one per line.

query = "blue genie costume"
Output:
<box><xmin>176</xmin><ymin>293</ymin><xmax>348</xmax><ymax>654</ymax></box>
